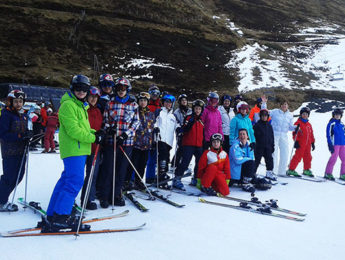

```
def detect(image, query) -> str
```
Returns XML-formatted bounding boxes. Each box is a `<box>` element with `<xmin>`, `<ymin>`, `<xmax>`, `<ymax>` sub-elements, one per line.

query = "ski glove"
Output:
<box><xmin>328</xmin><ymin>143</ymin><xmax>334</xmax><ymax>154</ymax></box>
<box><xmin>153</xmin><ymin>127</ymin><xmax>160</xmax><ymax>134</ymax></box>
<box><xmin>294</xmin><ymin>141</ymin><xmax>300</xmax><ymax>149</ymax></box>
<box><xmin>249</xmin><ymin>142</ymin><xmax>256</xmax><ymax>151</ymax></box>
<box><xmin>311</xmin><ymin>143</ymin><xmax>315</xmax><ymax>151</ymax></box>
<box><xmin>95</xmin><ymin>130</ymin><xmax>106</xmax><ymax>144</ymax></box>
<box><xmin>116</xmin><ymin>132</ymin><xmax>128</xmax><ymax>146</ymax></box>
<box><xmin>107</xmin><ymin>127</ymin><xmax>117</xmax><ymax>137</ymax></box>
<box><xmin>21</xmin><ymin>130</ymin><xmax>34</xmax><ymax>143</ymax></box>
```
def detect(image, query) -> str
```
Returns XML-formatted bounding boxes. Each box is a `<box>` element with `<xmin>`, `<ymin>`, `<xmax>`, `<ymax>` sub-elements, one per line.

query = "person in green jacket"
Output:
<box><xmin>42</xmin><ymin>75</ymin><xmax>104</xmax><ymax>233</ymax></box>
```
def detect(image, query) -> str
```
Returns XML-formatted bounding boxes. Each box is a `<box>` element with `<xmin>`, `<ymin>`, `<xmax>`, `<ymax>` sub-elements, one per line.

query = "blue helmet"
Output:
<box><xmin>114</xmin><ymin>77</ymin><xmax>132</xmax><ymax>92</ymax></box>
<box><xmin>99</xmin><ymin>74</ymin><xmax>115</xmax><ymax>89</ymax></box>
<box><xmin>70</xmin><ymin>75</ymin><xmax>91</xmax><ymax>92</ymax></box>
<box><xmin>161</xmin><ymin>94</ymin><xmax>176</xmax><ymax>103</ymax></box>
<box><xmin>221</xmin><ymin>94</ymin><xmax>232</xmax><ymax>104</ymax></box>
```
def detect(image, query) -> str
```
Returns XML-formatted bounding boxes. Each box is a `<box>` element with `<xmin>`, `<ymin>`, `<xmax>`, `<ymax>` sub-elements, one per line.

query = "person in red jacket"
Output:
<box><xmin>80</xmin><ymin>86</ymin><xmax>103</xmax><ymax>210</ymax></box>
<box><xmin>197</xmin><ymin>133</ymin><xmax>231</xmax><ymax>196</ymax></box>
<box><xmin>287</xmin><ymin>107</ymin><xmax>315</xmax><ymax>177</ymax></box>
<box><xmin>147</xmin><ymin>85</ymin><xmax>161</xmax><ymax>113</ymax></box>
<box><xmin>42</xmin><ymin>108</ymin><xmax>59</xmax><ymax>153</ymax></box>
<box><xmin>173</xmin><ymin>99</ymin><xmax>205</xmax><ymax>190</ymax></box>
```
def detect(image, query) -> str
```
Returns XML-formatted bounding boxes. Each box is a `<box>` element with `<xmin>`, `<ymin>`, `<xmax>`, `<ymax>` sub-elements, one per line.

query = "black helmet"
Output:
<box><xmin>300</xmin><ymin>107</ymin><xmax>311</xmax><ymax>116</ymax></box>
<box><xmin>177</xmin><ymin>94</ymin><xmax>188</xmax><ymax>104</ymax></box>
<box><xmin>192</xmin><ymin>99</ymin><xmax>205</xmax><ymax>111</ymax></box>
<box><xmin>221</xmin><ymin>95</ymin><xmax>232</xmax><ymax>104</ymax></box>
<box><xmin>210</xmin><ymin>133</ymin><xmax>223</xmax><ymax>144</ymax></box>
<box><xmin>234</xmin><ymin>94</ymin><xmax>243</xmax><ymax>101</ymax></box>
<box><xmin>70</xmin><ymin>75</ymin><xmax>91</xmax><ymax>93</ymax></box>
<box><xmin>332</xmin><ymin>108</ymin><xmax>343</xmax><ymax>118</ymax></box>
<box><xmin>259</xmin><ymin>108</ymin><xmax>269</xmax><ymax>117</ymax></box>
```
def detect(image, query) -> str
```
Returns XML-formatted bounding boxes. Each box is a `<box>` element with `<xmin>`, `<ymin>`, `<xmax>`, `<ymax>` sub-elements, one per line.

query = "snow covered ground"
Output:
<box><xmin>1</xmin><ymin>107</ymin><xmax>345</xmax><ymax>260</ymax></box>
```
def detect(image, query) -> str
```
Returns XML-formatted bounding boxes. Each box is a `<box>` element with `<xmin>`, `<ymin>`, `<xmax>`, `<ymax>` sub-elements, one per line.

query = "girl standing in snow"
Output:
<box><xmin>324</xmin><ymin>108</ymin><xmax>345</xmax><ymax>181</ymax></box>
<box><xmin>218</xmin><ymin>94</ymin><xmax>235</xmax><ymax>153</ymax></box>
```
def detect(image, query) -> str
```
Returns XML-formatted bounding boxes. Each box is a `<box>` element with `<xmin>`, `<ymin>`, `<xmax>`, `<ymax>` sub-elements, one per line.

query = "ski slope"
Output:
<box><xmin>0</xmin><ymin>108</ymin><xmax>345</xmax><ymax>260</ymax></box>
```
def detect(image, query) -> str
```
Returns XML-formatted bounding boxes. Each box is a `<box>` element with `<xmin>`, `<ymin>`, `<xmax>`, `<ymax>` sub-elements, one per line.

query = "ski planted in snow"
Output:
<box><xmin>2</xmin><ymin>223</ymin><xmax>146</xmax><ymax>238</ymax></box>
<box><xmin>123</xmin><ymin>191</ymin><xmax>149</xmax><ymax>212</ymax></box>
<box><xmin>216</xmin><ymin>194</ymin><xmax>306</xmax><ymax>216</ymax></box>
<box><xmin>199</xmin><ymin>198</ymin><xmax>305</xmax><ymax>222</ymax></box>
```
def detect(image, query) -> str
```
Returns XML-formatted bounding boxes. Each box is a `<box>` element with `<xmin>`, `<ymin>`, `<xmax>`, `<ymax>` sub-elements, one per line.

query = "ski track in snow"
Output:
<box><xmin>0</xmin><ymin>107</ymin><xmax>345</xmax><ymax>260</ymax></box>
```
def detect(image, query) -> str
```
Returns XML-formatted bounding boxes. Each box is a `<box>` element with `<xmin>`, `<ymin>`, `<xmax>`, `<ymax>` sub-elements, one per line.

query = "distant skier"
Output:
<box><xmin>324</xmin><ymin>108</ymin><xmax>345</xmax><ymax>181</ymax></box>
<box><xmin>286</xmin><ymin>107</ymin><xmax>315</xmax><ymax>177</ymax></box>
<box><xmin>42</xmin><ymin>108</ymin><xmax>59</xmax><ymax>153</ymax></box>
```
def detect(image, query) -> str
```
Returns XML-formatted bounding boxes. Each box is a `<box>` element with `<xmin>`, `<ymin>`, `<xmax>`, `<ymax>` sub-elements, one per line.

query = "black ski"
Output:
<box><xmin>123</xmin><ymin>191</ymin><xmax>149</xmax><ymax>212</ymax></box>
<box><xmin>148</xmin><ymin>190</ymin><xmax>185</xmax><ymax>208</ymax></box>
<box><xmin>148</xmin><ymin>171</ymin><xmax>192</xmax><ymax>188</ymax></box>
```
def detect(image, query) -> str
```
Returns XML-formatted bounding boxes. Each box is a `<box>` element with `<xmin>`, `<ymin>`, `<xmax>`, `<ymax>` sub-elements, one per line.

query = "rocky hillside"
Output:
<box><xmin>1</xmin><ymin>0</ymin><xmax>345</xmax><ymax>98</ymax></box>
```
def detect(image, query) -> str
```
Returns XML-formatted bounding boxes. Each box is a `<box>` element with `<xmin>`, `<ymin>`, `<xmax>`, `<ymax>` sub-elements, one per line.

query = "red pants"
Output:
<box><xmin>201</xmin><ymin>165</ymin><xmax>229</xmax><ymax>196</ymax></box>
<box><xmin>44</xmin><ymin>128</ymin><xmax>55</xmax><ymax>151</ymax></box>
<box><xmin>289</xmin><ymin>145</ymin><xmax>312</xmax><ymax>171</ymax></box>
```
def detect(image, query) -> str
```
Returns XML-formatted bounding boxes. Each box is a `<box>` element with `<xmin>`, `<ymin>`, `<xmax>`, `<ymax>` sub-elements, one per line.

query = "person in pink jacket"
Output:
<box><xmin>201</xmin><ymin>92</ymin><xmax>223</xmax><ymax>150</ymax></box>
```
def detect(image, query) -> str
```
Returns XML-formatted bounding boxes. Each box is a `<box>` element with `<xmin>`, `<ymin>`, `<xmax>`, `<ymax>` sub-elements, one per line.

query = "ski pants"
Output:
<box><xmin>175</xmin><ymin>146</ymin><xmax>203</xmax><ymax>179</ymax></box>
<box><xmin>81</xmin><ymin>152</ymin><xmax>101</xmax><ymax>203</ymax></box>
<box><xmin>273</xmin><ymin>133</ymin><xmax>289</xmax><ymax>176</ymax></box>
<box><xmin>0</xmin><ymin>155</ymin><xmax>26</xmax><ymax>204</ymax></box>
<box><xmin>223</xmin><ymin>135</ymin><xmax>230</xmax><ymax>155</ymax></box>
<box><xmin>100</xmin><ymin>145</ymin><xmax>132</xmax><ymax>200</ymax></box>
<box><xmin>325</xmin><ymin>145</ymin><xmax>345</xmax><ymax>175</ymax></box>
<box><xmin>255</xmin><ymin>147</ymin><xmax>274</xmax><ymax>172</ymax></box>
<box><xmin>200</xmin><ymin>165</ymin><xmax>229</xmax><ymax>196</ymax></box>
<box><xmin>241</xmin><ymin>160</ymin><xmax>256</xmax><ymax>180</ymax></box>
<box><xmin>126</xmin><ymin>148</ymin><xmax>149</xmax><ymax>186</ymax></box>
<box><xmin>46</xmin><ymin>156</ymin><xmax>86</xmax><ymax>216</ymax></box>
<box><xmin>289</xmin><ymin>145</ymin><xmax>312</xmax><ymax>171</ymax></box>
<box><xmin>146</xmin><ymin>149</ymin><xmax>157</xmax><ymax>181</ymax></box>
<box><xmin>44</xmin><ymin>127</ymin><xmax>55</xmax><ymax>151</ymax></box>
<box><xmin>158</xmin><ymin>141</ymin><xmax>171</xmax><ymax>164</ymax></box>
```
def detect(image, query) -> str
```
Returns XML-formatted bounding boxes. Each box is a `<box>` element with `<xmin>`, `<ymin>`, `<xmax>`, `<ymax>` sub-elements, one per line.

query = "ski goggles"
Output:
<box><xmin>149</xmin><ymin>89</ymin><xmax>160</xmax><ymax>96</ymax></box>
<box><xmin>74</xmin><ymin>84</ymin><xmax>90</xmax><ymax>93</ymax></box>
<box><xmin>138</xmin><ymin>92</ymin><xmax>150</xmax><ymax>100</ymax></box>
<box><xmin>90</xmin><ymin>87</ymin><xmax>101</xmax><ymax>96</ymax></box>
<box><xmin>211</xmin><ymin>133</ymin><xmax>223</xmax><ymax>142</ymax></box>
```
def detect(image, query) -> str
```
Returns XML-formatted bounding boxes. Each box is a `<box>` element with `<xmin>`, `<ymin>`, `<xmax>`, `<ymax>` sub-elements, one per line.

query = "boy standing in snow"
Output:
<box><xmin>43</xmin><ymin>75</ymin><xmax>104</xmax><ymax>232</ymax></box>
<box><xmin>286</xmin><ymin>107</ymin><xmax>315</xmax><ymax>177</ymax></box>
<box><xmin>0</xmin><ymin>90</ymin><xmax>31</xmax><ymax>212</ymax></box>
<box><xmin>197</xmin><ymin>133</ymin><xmax>230</xmax><ymax>196</ymax></box>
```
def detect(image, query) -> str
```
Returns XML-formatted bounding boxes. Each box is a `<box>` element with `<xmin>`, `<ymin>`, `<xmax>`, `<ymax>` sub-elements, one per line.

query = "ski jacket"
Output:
<box><xmin>148</xmin><ymin>98</ymin><xmax>161</xmax><ymax>113</ymax></box>
<box><xmin>326</xmin><ymin>118</ymin><xmax>345</xmax><ymax>146</ymax></box>
<box><xmin>229</xmin><ymin>113</ymin><xmax>256</xmax><ymax>146</ymax></box>
<box><xmin>103</xmin><ymin>96</ymin><xmax>140</xmax><ymax>146</ymax></box>
<box><xmin>253</xmin><ymin>120</ymin><xmax>274</xmax><ymax>150</ymax></box>
<box><xmin>201</xmin><ymin>105</ymin><xmax>223</xmax><ymax>142</ymax></box>
<box><xmin>41</xmin><ymin>107</ymin><xmax>48</xmax><ymax>127</ymax></box>
<box><xmin>249</xmin><ymin>105</ymin><xmax>260</xmax><ymax>123</ymax></box>
<box><xmin>197</xmin><ymin>147</ymin><xmax>230</xmax><ymax>180</ymax></box>
<box><xmin>293</xmin><ymin>118</ymin><xmax>315</xmax><ymax>148</ymax></box>
<box><xmin>229</xmin><ymin>139</ymin><xmax>254</xmax><ymax>180</ymax></box>
<box><xmin>181</xmin><ymin>114</ymin><xmax>204</xmax><ymax>147</ymax></box>
<box><xmin>174</xmin><ymin>106</ymin><xmax>192</xmax><ymax>126</ymax></box>
<box><xmin>218</xmin><ymin>105</ymin><xmax>235</xmax><ymax>136</ymax></box>
<box><xmin>134</xmin><ymin>107</ymin><xmax>155</xmax><ymax>150</ymax></box>
<box><xmin>155</xmin><ymin>107</ymin><xmax>178</xmax><ymax>147</ymax></box>
<box><xmin>0</xmin><ymin>107</ymin><xmax>28</xmax><ymax>157</ymax></box>
<box><xmin>88</xmin><ymin>105</ymin><xmax>103</xmax><ymax>153</ymax></box>
<box><xmin>98</xmin><ymin>93</ymin><xmax>112</xmax><ymax>114</ymax></box>
<box><xmin>58</xmin><ymin>92</ymin><xmax>95</xmax><ymax>159</ymax></box>
<box><xmin>46</xmin><ymin>113</ymin><xmax>59</xmax><ymax>129</ymax></box>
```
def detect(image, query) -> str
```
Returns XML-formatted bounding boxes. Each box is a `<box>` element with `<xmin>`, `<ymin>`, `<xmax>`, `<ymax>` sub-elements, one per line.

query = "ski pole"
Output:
<box><xmin>23</xmin><ymin>143</ymin><xmax>30</xmax><ymax>208</ymax></box>
<box><xmin>112</xmin><ymin>132</ymin><xmax>117</xmax><ymax>213</ymax></box>
<box><xmin>119</xmin><ymin>146</ymin><xmax>155</xmax><ymax>200</ymax></box>
<box><xmin>155</xmin><ymin>133</ymin><xmax>160</xmax><ymax>190</ymax></box>
<box><xmin>75</xmin><ymin>144</ymin><xmax>100</xmax><ymax>238</ymax></box>
<box><xmin>288</xmin><ymin>124</ymin><xmax>300</xmax><ymax>169</ymax></box>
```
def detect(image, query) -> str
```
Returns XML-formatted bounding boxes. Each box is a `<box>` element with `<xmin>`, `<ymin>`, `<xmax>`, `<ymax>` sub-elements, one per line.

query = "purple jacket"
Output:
<box><xmin>201</xmin><ymin>105</ymin><xmax>223</xmax><ymax>142</ymax></box>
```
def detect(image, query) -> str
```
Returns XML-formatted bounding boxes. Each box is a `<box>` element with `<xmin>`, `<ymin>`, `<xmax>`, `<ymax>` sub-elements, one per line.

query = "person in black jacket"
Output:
<box><xmin>253</xmin><ymin>109</ymin><xmax>275</xmax><ymax>181</ymax></box>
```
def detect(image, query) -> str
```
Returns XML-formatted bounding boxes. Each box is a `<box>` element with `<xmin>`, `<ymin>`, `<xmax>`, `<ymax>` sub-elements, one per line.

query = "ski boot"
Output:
<box><xmin>0</xmin><ymin>202</ymin><xmax>18</xmax><ymax>212</ymax></box>
<box><xmin>201</xmin><ymin>186</ymin><xmax>217</xmax><ymax>196</ymax></box>
<box><xmin>324</xmin><ymin>173</ymin><xmax>335</xmax><ymax>181</ymax></box>
<box><xmin>158</xmin><ymin>160</ymin><xmax>171</xmax><ymax>189</ymax></box>
<box><xmin>113</xmin><ymin>195</ymin><xmax>125</xmax><ymax>206</ymax></box>
<box><xmin>189</xmin><ymin>177</ymin><xmax>197</xmax><ymax>187</ymax></box>
<box><xmin>286</xmin><ymin>169</ymin><xmax>301</xmax><ymax>177</ymax></box>
<box><xmin>172</xmin><ymin>178</ymin><xmax>185</xmax><ymax>191</ymax></box>
<box><xmin>41</xmin><ymin>214</ymin><xmax>91</xmax><ymax>233</ymax></box>
<box><xmin>86</xmin><ymin>201</ymin><xmax>97</xmax><ymax>210</ymax></box>
<box><xmin>265</xmin><ymin>171</ymin><xmax>277</xmax><ymax>181</ymax></box>
<box><xmin>242</xmin><ymin>177</ymin><xmax>256</xmax><ymax>193</ymax></box>
<box><xmin>302</xmin><ymin>169</ymin><xmax>314</xmax><ymax>177</ymax></box>
<box><xmin>257</xmin><ymin>205</ymin><xmax>272</xmax><ymax>214</ymax></box>
<box><xmin>340</xmin><ymin>174</ymin><xmax>345</xmax><ymax>181</ymax></box>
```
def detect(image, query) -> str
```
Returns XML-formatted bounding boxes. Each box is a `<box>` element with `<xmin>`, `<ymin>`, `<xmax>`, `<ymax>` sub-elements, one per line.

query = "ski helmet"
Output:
<box><xmin>114</xmin><ymin>77</ymin><xmax>132</xmax><ymax>92</ymax></box>
<box><xmin>208</xmin><ymin>92</ymin><xmax>219</xmax><ymax>100</ymax></box>
<box><xmin>300</xmin><ymin>107</ymin><xmax>310</xmax><ymax>116</ymax></box>
<box><xmin>161</xmin><ymin>94</ymin><xmax>176</xmax><ymax>104</ymax></box>
<box><xmin>89</xmin><ymin>86</ymin><xmax>101</xmax><ymax>97</ymax></box>
<box><xmin>221</xmin><ymin>95</ymin><xmax>232</xmax><ymax>104</ymax></box>
<box><xmin>138</xmin><ymin>92</ymin><xmax>150</xmax><ymax>101</ymax></box>
<box><xmin>256</xmin><ymin>97</ymin><xmax>263</xmax><ymax>105</ymax></box>
<box><xmin>234</xmin><ymin>94</ymin><xmax>243</xmax><ymax>102</ymax></box>
<box><xmin>7</xmin><ymin>90</ymin><xmax>26</xmax><ymax>105</ymax></box>
<box><xmin>332</xmin><ymin>108</ymin><xmax>343</xmax><ymax>118</ymax></box>
<box><xmin>236</xmin><ymin>101</ymin><xmax>249</xmax><ymax>112</ymax></box>
<box><xmin>192</xmin><ymin>99</ymin><xmax>205</xmax><ymax>111</ymax></box>
<box><xmin>70</xmin><ymin>75</ymin><xmax>91</xmax><ymax>93</ymax></box>
<box><xmin>259</xmin><ymin>108</ymin><xmax>269</xmax><ymax>117</ymax></box>
<box><xmin>99</xmin><ymin>74</ymin><xmax>115</xmax><ymax>89</ymax></box>
<box><xmin>177</xmin><ymin>94</ymin><xmax>188</xmax><ymax>104</ymax></box>
<box><xmin>210</xmin><ymin>133</ymin><xmax>223</xmax><ymax>144</ymax></box>
<box><xmin>148</xmin><ymin>85</ymin><xmax>160</xmax><ymax>97</ymax></box>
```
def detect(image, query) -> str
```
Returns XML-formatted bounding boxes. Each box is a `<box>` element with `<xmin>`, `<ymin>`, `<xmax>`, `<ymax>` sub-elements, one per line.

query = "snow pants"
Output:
<box><xmin>81</xmin><ymin>152</ymin><xmax>101</xmax><ymax>203</ymax></box>
<box><xmin>255</xmin><ymin>147</ymin><xmax>274</xmax><ymax>172</ymax></box>
<box><xmin>0</xmin><ymin>155</ymin><xmax>26</xmax><ymax>204</ymax></box>
<box><xmin>325</xmin><ymin>145</ymin><xmax>345</xmax><ymax>175</ymax></box>
<box><xmin>44</xmin><ymin>127</ymin><xmax>55</xmax><ymax>151</ymax></box>
<box><xmin>223</xmin><ymin>135</ymin><xmax>230</xmax><ymax>155</ymax></box>
<box><xmin>175</xmin><ymin>146</ymin><xmax>203</xmax><ymax>179</ymax></box>
<box><xmin>46</xmin><ymin>156</ymin><xmax>86</xmax><ymax>216</ymax></box>
<box><xmin>289</xmin><ymin>145</ymin><xmax>312</xmax><ymax>171</ymax></box>
<box><xmin>273</xmin><ymin>133</ymin><xmax>289</xmax><ymax>176</ymax></box>
<box><xmin>200</xmin><ymin>164</ymin><xmax>229</xmax><ymax>196</ymax></box>
<box><xmin>241</xmin><ymin>160</ymin><xmax>256</xmax><ymax>180</ymax></box>
<box><xmin>126</xmin><ymin>148</ymin><xmax>149</xmax><ymax>186</ymax></box>
<box><xmin>146</xmin><ymin>149</ymin><xmax>157</xmax><ymax>182</ymax></box>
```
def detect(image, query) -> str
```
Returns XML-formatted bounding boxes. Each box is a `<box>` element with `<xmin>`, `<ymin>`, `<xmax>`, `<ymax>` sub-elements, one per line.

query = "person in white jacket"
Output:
<box><xmin>218</xmin><ymin>94</ymin><xmax>235</xmax><ymax>153</ymax></box>
<box><xmin>261</xmin><ymin>96</ymin><xmax>296</xmax><ymax>178</ymax></box>
<box><xmin>153</xmin><ymin>94</ymin><xmax>178</xmax><ymax>187</ymax></box>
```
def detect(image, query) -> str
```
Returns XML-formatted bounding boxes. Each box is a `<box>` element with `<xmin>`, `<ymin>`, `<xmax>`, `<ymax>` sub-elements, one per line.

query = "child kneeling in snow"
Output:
<box><xmin>197</xmin><ymin>133</ymin><xmax>230</xmax><ymax>196</ymax></box>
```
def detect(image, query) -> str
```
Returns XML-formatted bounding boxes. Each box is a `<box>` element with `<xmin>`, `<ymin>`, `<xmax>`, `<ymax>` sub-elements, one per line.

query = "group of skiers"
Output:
<box><xmin>0</xmin><ymin>73</ymin><xmax>345</xmax><ymax>233</ymax></box>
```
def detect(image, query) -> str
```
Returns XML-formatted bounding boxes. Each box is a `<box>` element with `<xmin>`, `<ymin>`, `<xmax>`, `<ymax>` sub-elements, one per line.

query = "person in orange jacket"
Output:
<box><xmin>197</xmin><ymin>133</ymin><xmax>230</xmax><ymax>196</ymax></box>
<box><xmin>286</xmin><ymin>107</ymin><xmax>315</xmax><ymax>177</ymax></box>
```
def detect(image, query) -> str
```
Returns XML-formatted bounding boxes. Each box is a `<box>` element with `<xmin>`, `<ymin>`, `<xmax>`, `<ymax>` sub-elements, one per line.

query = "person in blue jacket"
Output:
<box><xmin>325</xmin><ymin>108</ymin><xmax>345</xmax><ymax>181</ymax></box>
<box><xmin>0</xmin><ymin>90</ymin><xmax>32</xmax><ymax>212</ymax></box>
